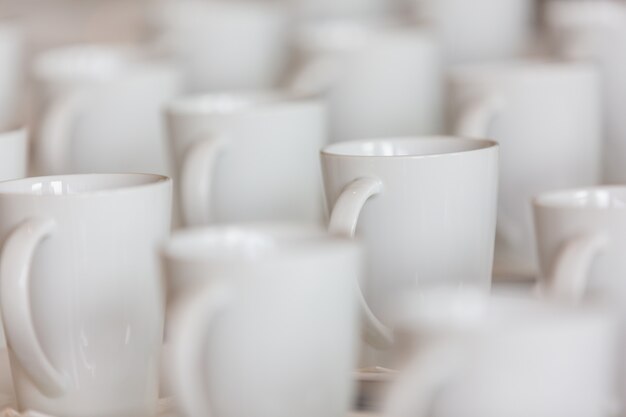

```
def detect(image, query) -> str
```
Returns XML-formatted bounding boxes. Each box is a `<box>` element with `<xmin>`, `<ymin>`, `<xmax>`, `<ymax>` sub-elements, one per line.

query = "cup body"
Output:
<box><xmin>0</xmin><ymin>23</ymin><xmax>23</xmax><ymax>130</ymax></box>
<box><xmin>545</xmin><ymin>0</ymin><xmax>626</xmax><ymax>183</ymax></box>
<box><xmin>321</xmin><ymin>137</ymin><xmax>498</xmax><ymax>326</ymax></box>
<box><xmin>163</xmin><ymin>224</ymin><xmax>361</xmax><ymax>417</ymax></box>
<box><xmin>449</xmin><ymin>60</ymin><xmax>602</xmax><ymax>278</ymax></box>
<box><xmin>0</xmin><ymin>174</ymin><xmax>172</xmax><ymax>417</ymax></box>
<box><xmin>166</xmin><ymin>92</ymin><xmax>326</xmax><ymax>226</ymax></box>
<box><xmin>390</xmin><ymin>292</ymin><xmax>617</xmax><ymax>417</ymax></box>
<box><xmin>152</xmin><ymin>0</ymin><xmax>289</xmax><ymax>91</ymax></box>
<box><xmin>32</xmin><ymin>44</ymin><xmax>182</xmax><ymax>176</ymax></box>
<box><xmin>0</xmin><ymin>128</ymin><xmax>27</xmax><ymax>181</ymax></box>
<box><xmin>292</xmin><ymin>23</ymin><xmax>443</xmax><ymax>142</ymax></box>
<box><xmin>413</xmin><ymin>0</ymin><xmax>534</xmax><ymax>63</ymax></box>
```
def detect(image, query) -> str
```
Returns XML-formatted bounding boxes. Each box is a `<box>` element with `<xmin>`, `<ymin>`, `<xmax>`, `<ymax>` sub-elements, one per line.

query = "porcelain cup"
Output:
<box><xmin>163</xmin><ymin>224</ymin><xmax>361</xmax><ymax>417</ymax></box>
<box><xmin>321</xmin><ymin>136</ymin><xmax>498</xmax><ymax>348</ymax></box>
<box><xmin>165</xmin><ymin>91</ymin><xmax>326</xmax><ymax>227</ymax></box>
<box><xmin>0</xmin><ymin>23</ymin><xmax>23</xmax><ymax>130</ymax></box>
<box><xmin>450</xmin><ymin>60</ymin><xmax>603</xmax><ymax>279</ymax></box>
<box><xmin>0</xmin><ymin>173</ymin><xmax>172</xmax><ymax>417</ymax></box>
<box><xmin>290</xmin><ymin>20</ymin><xmax>443</xmax><ymax>142</ymax></box>
<box><xmin>412</xmin><ymin>0</ymin><xmax>534</xmax><ymax>63</ymax></box>
<box><xmin>384</xmin><ymin>290</ymin><xmax>618</xmax><ymax>417</ymax></box>
<box><xmin>32</xmin><ymin>44</ymin><xmax>182</xmax><ymax>176</ymax></box>
<box><xmin>544</xmin><ymin>0</ymin><xmax>626</xmax><ymax>183</ymax></box>
<box><xmin>151</xmin><ymin>0</ymin><xmax>289</xmax><ymax>92</ymax></box>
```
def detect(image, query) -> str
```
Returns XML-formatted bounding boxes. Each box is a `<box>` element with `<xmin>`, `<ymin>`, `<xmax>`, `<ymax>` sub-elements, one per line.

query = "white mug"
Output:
<box><xmin>0</xmin><ymin>127</ymin><xmax>27</xmax><ymax>181</ymax></box>
<box><xmin>449</xmin><ymin>60</ymin><xmax>603</xmax><ymax>279</ymax></box>
<box><xmin>0</xmin><ymin>23</ymin><xmax>23</xmax><ymax>130</ymax></box>
<box><xmin>290</xmin><ymin>20</ymin><xmax>443</xmax><ymax>142</ymax></box>
<box><xmin>0</xmin><ymin>173</ymin><xmax>172</xmax><ymax>417</ymax></box>
<box><xmin>544</xmin><ymin>0</ymin><xmax>626</xmax><ymax>183</ymax></box>
<box><xmin>412</xmin><ymin>0</ymin><xmax>534</xmax><ymax>63</ymax></box>
<box><xmin>151</xmin><ymin>0</ymin><xmax>289</xmax><ymax>92</ymax></box>
<box><xmin>321</xmin><ymin>137</ymin><xmax>498</xmax><ymax>348</ymax></box>
<box><xmin>32</xmin><ymin>44</ymin><xmax>182</xmax><ymax>176</ymax></box>
<box><xmin>384</xmin><ymin>290</ymin><xmax>618</xmax><ymax>417</ymax></box>
<box><xmin>165</xmin><ymin>91</ymin><xmax>326</xmax><ymax>227</ymax></box>
<box><xmin>163</xmin><ymin>224</ymin><xmax>361</xmax><ymax>417</ymax></box>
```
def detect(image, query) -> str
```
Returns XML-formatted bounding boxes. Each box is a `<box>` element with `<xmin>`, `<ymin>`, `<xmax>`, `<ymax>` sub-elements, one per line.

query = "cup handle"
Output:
<box><xmin>537</xmin><ymin>234</ymin><xmax>608</xmax><ymax>302</ymax></box>
<box><xmin>289</xmin><ymin>55</ymin><xmax>341</xmax><ymax>95</ymax></box>
<box><xmin>383</xmin><ymin>340</ymin><xmax>463</xmax><ymax>417</ymax></box>
<box><xmin>180</xmin><ymin>135</ymin><xmax>227</xmax><ymax>226</ymax></box>
<box><xmin>37</xmin><ymin>92</ymin><xmax>86</xmax><ymax>175</ymax></box>
<box><xmin>169</xmin><ymin>284</ymin><xmax>233</xmax><ymax>417</ymax></box>
<box><xmin>453</xmin><ymin>94</ymin><xmax>504</xmax><ymax>139</ymax></box>
<box><xmin>0</xmin><ymin>218</ymin><xmax>67</xmax><ymax>396</ymax></box>
<box><xmin>328</xmin><ymin>177</ymin><xmax>393</xmax><ymax>348</ymax></box>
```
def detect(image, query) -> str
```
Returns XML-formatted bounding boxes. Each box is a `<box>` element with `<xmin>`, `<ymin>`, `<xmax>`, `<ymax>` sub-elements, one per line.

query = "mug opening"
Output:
<box><xmin>167</xmin><ymin>90</ymin><xmax>308</xmax><ymax>115</ymax></box>
<box><xmin>534</xmin><ymin>186</ymin><xmax>626</xmax><ymax>210</ymax></box>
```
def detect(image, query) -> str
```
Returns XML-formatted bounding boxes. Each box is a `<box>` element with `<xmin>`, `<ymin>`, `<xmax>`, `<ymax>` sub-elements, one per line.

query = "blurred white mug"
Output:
<box><xmin>385</xmin><ymin>290</ymin><xmax>618</xmax><ymax>417</ymax></box>
<box><xmin>0</xmin><ymin>127</ymin><xmax>27</xmax><ymax>182</ymax></box>
<box><xmin>151</xmin><ymin>0</ymin><xmax>289</xmax><ymax>92</ymax></box>
<box><xmin>0</xmin><ymin>23</ymin><xmax>23</xmax><ymax>130</ymax></box>
<box><xmin>32</xmin><ymin>44</ymin><xmax>182</xmax><ymax>176</ymax></box>
<box><xmin>164</xmin><ymin>224</ymin><xmax>361</xmax><ymax>417</ymax></box>
<box><xmin>450</xmin><ymin>60</ymin><xmax>602</xmax><ymax>279</ymax></box>
<box><xmin>165</xmin><ymin>91</ymin><xmax>326</xmax><ymax>227</ymax></box>
<box><xmin>321</xmin><ymin>137</ymin><xmax>498</xmax><ymax>348</ymax></box>
<box><xmin>290</xmin><ymin>20</ymin><xmax>443</xmax><ymax>142</ymax></box>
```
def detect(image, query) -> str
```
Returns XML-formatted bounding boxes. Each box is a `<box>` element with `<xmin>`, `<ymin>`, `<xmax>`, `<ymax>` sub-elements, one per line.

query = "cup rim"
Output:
<box><xmin>162</xmin><ymin>222</ymin><xmax>359</xmax><ymax>264</ymax></box>
<box><xmin>0</xmin><ymin>173</ymin><xmax>170</xmax><ymax>198</ymax></box>
<box><xmin>533</xmin><ymin>185</ymin><xmax>626</xmax><ymax>210</ymax></box>
<box><xmin>449</xmin><ymin>58</ymin><xmax>595</xmax><ymax>82</ymax></box>
<box><xmin>166</xmin><ymin>90</ymin><xmax>318</xmax><ymax>116</ymax></box>
<box><xmin>320</xmin><ymin>136</ymin><xmax>498</xmax><ymax>159</ymax></box>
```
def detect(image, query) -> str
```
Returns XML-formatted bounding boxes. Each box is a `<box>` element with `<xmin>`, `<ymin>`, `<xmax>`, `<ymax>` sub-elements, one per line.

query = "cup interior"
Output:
<box><xmin>322</xmin><ymin>137</ymin><xmax>496</xmax><ymax>158</ymax></box>
<box><xmin>534</xmin><ymin>187</ymin><xmax>626</xmax><ymax>209</ymax></box>
<box><xmin>0</xmin><ymin>173</ymin><xmax>168</xmax><ymax>196</ymax></box>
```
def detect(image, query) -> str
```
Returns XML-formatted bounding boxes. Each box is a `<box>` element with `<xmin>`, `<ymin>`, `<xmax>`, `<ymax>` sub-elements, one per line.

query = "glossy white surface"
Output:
<box><xmin>412</xmin><ymin>0</ymin><xmax>534</xmax><ymax>63</ymax></box>
<box><xmin>151</xmin><ymin>0</ymin><xmax>289</xmax><ymax>91</ymax></box>
<box><xmin>386</xmin><ymin>291</ymin><xmax>617</xmax><ymax>417</ymax></box>
<box><xmin>450</xmin><ymin>60</ymin><xmax>602</xmax><ymax>279</ymax></box>
<box><xmin>166</xmin><ymin>92</ymin><xmax>326</xmax><ymax>227</ymax></box>
<box><xmin>0</xmin><ymin>174</ymin><xmax>172</xmax><ymax>417</ymax></box>
<box><xmin>321</xmin><ymin>137</ymin><xmax>498</xmax><ymax>350</ymax></box>
<box><xmin>545</xmin><ymin>0</ymin><xmax>626</xmax><ymax>183</ymax></box>
<box><xmin>32</xmin><ymin>44</ymin><xmax>182</xmax><ymax>176</ymax></box>
<box><xmin>0</xmin><ymin>24</ymin><xmax>23</xmax><ymax>130</ymax></box>
<box><xmin>163</xmin><ymin>225</ymin><xmax>361</xmax><ymax>417</ymax></box>
<box><xmin>290</xmin><ymin>21</ymin><xmax>443</xmax><ymax>142</ymax></box>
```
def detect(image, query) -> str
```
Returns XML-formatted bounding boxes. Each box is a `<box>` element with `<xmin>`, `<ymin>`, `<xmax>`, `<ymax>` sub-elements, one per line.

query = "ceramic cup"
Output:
<box><xmin>412</xmin><ymin>0</ymin><xmax>534</xmax><ymax>63</ymax></box>
<box><xmin>321</xmin><ymin>137</ymin><xmax>498</xmax><ymax>348</ymax></box>
<box><xmin>290</xmin><ymin>20</ymin><xmax>443</xmax><ymax>142</ymax></box>
<box><xmin>32</xmin><ymin>44</ymin><xmax>182</xmax><ymax>176</ymax></box>
<box><xmin>0</xmin><ymin>23</ymin><xmax>23</xmax><ymax>130</ymax></box>
<box><xmin>449</xmin><ymin>60</ymin><xmax>602</xmax><ymax>279</ymax></box>
<box><xmin>0</xmin><ymin>173</ymin><xmax>172</xmax><ymax>417</ymax></box>
<box><xmin>165</xmin><ymin>91</ymin><xmax>326</xmax><ymax>227</ymax></box>
<box><xmin>151</xmin><ymin>0</ymin><xmax>289</xmax><ymax>91</ymax></box>
<box><xmin>384</xmin><ymin>290</ymin><xmax>618</xmax><ymax>417</ymax></box>
<box><xmin>163</xmin><ymin>224</ymin><xmax>361</xmax><ymax>417</ymax></box>
<box><xmin>544</xmin><ymin>0</ymin><xmax>626</xmax><ymax>183</ymax></box>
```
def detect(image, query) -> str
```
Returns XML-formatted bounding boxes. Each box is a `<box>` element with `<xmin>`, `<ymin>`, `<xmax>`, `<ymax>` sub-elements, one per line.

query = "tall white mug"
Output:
<box><xmin>165</xmin><ymin>92</ymin><xmax>326</xmax><ymax>227</ymax></box>
<box><xmin>163</xmin><ymin>224</ymin><xmax>361</xmax><ymax>417</ymax></box>
<box><xmin>32</xmin><ymin>44</ymin><xmax>182</xmax><ymax>176</ymax></box>
<box><xmin>450</xmin><ymin>60</ymin><xmax>602</xmax><ymax>278</ymax></box>
<box><xmin>0</xmin><ymin>173</ymin><xmax>172</xmax><ymax>417</ymax></box>
<box><xmin>545</xmin><ymin>0</ymin><xmax>626</xmax><ymax>183</ymax></box>
<box><xmin>384</xmin><ymin>290</ymin><xmax>618</xmax><ymax>417</ymax></box>
<box><xmin>321</xmin><ymin>137</ymin><xmax>498</xmax><ymax>348</ymax></box>
<box><xmin>151</xmin><ymin>0</ymin><xmax>289</xmax><ymax>92</ymax></box>
<box><xmin>290</xmin><ymin>20</ymin><xmax>443</xmax><ymax>142</ymax></box>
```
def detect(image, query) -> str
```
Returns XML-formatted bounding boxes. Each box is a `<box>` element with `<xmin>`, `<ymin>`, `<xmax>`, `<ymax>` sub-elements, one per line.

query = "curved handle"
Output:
<box><xmin>453</xmin><ymin>95</ymin><xmax>504</xmax><ymax>139</ymax></box>
<box><xmin>289</xmin><ymin>55</ymin><xmax>341</xmax><ymax>95</ymax></box>
<box><xmin>328</xmin><ymin>177</ymin><xmax>393</xmax><ymax>349</ymax></box>
<box><xmin>169</xmin><ymin>284</ymin><xmax>232</xmax><ymax>417</ymax></box>
<box><xmin>37</xmin><ymin>92</ymin><xmax>85</xmax><ymax>175</ymax></box>
<box><xmin>384</xmin><ymin>340</ymin><xmax>463</xmax><ymax>417</ymax></box>
<box><xmin>536</xmin><ymin>234</ymin><xmax>608</xmax><ymax>302</ymax></box>
<box><xmin>180</xmin><ymin>135</ymin><xmax>227</xmax><ymax>226</ymax></box>
<box><xmin>0</xmin><ymin>218</ymin><xmax>67</xmax><ymax>396</ymax></box>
